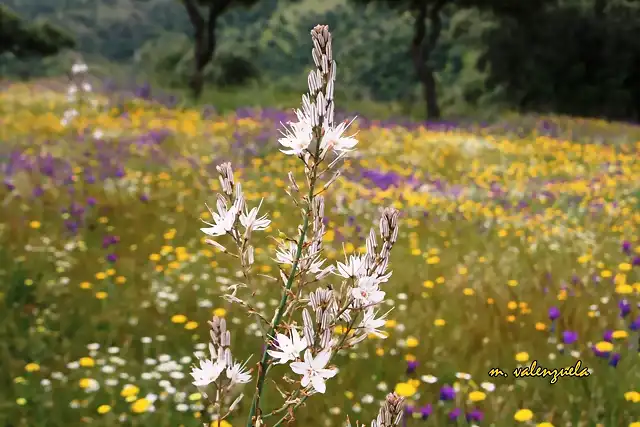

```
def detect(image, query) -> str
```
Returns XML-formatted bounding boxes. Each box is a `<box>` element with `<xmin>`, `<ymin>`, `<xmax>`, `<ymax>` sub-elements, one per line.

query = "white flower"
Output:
<box><xmin>240</xmin><ymin>199</ymin><xmax>271</xmax><ymax>233</ymax></box>
<box><xmin>359</xmin><ymin>308</ymin><xmax>387</xmax><ymax>338</ymax></box>
<box><xmin>289</xmin><ymin>350</ymin><xmax>337</xmax><ymax>394</ymax></box>
<box><xmin>350</xmin><ymin>276</ymin><xmax>385</xmax><ymax>307</ymax></box>
<box><xmin>226</xmin><ymin>361</ymin><xmax>252</xmax><ymax>385</ymax></box>
<box><xmin>190</xmin><ymin>358</ymin><xmax>224</xmax><ymax>388</ymax></box>
<box><xmin>201</xmin><ymin>200</ymin><xmax>238</xmax><ymax>237</ymax></box>
<box><xmin>278</xmin><ymin>118</ymin><xmax>313</xmax><ymax>156</ymax></box>
<box><xmin>275</xmin><ymin>241</ymin><xmax>297</xmax><ymax>265</ymax></box>
<box><xmin>268</xmin><ymin>328</ymin><xmax>308</xmax><ymax>364</ymax></box>
<box><xmin>71</xmin><ymin>62</ymin><xmax>88</xmax><ymax>74</ymax></box>
<box><xmin>335</xmin><ymin>254</ymin><xmax>366</xmax><ymax>278</ymax></box>
<box><xmin>319</xmin><ymin>118</ymin><xmax>358</xmax><ymax>157</ymax></box>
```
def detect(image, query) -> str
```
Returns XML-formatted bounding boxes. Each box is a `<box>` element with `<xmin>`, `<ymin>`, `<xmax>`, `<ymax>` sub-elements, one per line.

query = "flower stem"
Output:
<box><xmin>245</xmin><ymin>165</ymin><xmax>319</xmax><ymax>427</ymax></box>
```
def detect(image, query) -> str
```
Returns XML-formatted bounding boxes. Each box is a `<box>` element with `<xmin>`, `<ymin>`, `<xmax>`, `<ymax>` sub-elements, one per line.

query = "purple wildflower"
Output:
<box><xmin>619</xmin><ymin>300</ymin><xmax>631</xmax><ymax>318</ymax></box>
<box><xmin>407</xmin><ymin>360</ymin><xmax>418</xmax><ymax>374</ymax></box>
<box><xmin>466</xmin><ymin>409</ymin><xmax>484</xmax><ymax>422</ymax></box>
<box><xmin>548</xmin><ymin>306</ymin><xmax>560</xmax><ymax>321</ymax></box>
<box><xmin>447</xmin><ymin>408</ymin><xmax>461</xmax><ymax>421</ymax></box>
<box><xmin>439</xmin><ymin>385</ymin><xmax>456</xmax><ymax>401</ymax></box>
<box><xmin>419</xmin><ymin>404</ymin><xmax>432</xmax><ymax>420</ymax></box>
<box><xmin>106</xmin><ymin>253</ymin><xmax>118</xmax><ymax>263</ymax></box>
<box><xmin>609</xmin><ymin>353</ymin><xmax>620</xmax><ymax>367</ymax></box>
<box><xmin>562</xmin><ymin>331</ymin><xmax>578</xmax><ymax>345</ymax></box>
<box><xmin>622</xmin><ymin>240</ymin><xmax>632</xmax><ymax>254</ymax></box>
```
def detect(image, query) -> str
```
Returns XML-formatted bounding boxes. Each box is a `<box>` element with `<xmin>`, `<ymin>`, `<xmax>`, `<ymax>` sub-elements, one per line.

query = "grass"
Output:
<box><xmin>0</xmin><ymin>79</ymin><xmax>639</xmax><ymax>427</ymax></box>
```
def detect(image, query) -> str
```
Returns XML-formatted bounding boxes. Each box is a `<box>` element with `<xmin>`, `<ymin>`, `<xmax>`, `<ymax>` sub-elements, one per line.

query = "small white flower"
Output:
<box><xmin>190</xmin><ymin>358</ymin><xmax>224</xmax><ymax>388</ymax></box>
<box><xmin>480</xmin><ymin>382</ymin><xmax>495</xmax><ymax>392</ymax></box>
<box><xmin>421</xmin><ymin>375</ymin><xmax>438</xmax><ymax>384</ymax></box>
<box><xmin>201</xmin><ymin>201</ymin><xmax>238</xmax><ymax>237</ymax></box>
<box><xmin>350</xmin><ymin>276</ymin><xmax>385</xmax><ymax>307</ymax></box>
<box><xmin>289</xmin><ymin>350</ymin><xmax>337</xmax><ymax>394</ymax></box>
<box><xmin>335</xmin><ymin>254</ymin><xmax>366</xmax><ymax>278</ymax></box>
<box><xmin>226</xmin><ymin>360</ymin><xmax>252</xmax><ymax>385</ymax></box>
<box><xmin>240</xmin><ymin>199</ymin><xmax>271</xmax><ymax>233</ymax></box>
<box><xmin>268</xmin><ymin>328</ymin><xmax>308</xmax><ymax>364</ymax></box>
<box><xmin>275</xmin><ymin>241</ymin><xmax>297</xmax><ymax>265</ymax></box>
<box><xmin>359</xmin><ymin>308</ymin><xmax>387</xmax><ymax>338</ymax></box>
<box><xmin>278</xmin><ymin>118</ymin><xmax>313</xmax><ymax>156</ymax></box>
<box><xmin>319</xmin><ymin>118</ymin><xmax>358</xmax><ymax>157</ymax></box>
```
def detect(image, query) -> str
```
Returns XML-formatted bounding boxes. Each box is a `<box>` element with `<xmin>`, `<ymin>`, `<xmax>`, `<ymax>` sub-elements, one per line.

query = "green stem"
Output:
<box><xmin>245</xmin><ymin>170</ymin><xmax>318</xmax><ymax>427</ymax></box>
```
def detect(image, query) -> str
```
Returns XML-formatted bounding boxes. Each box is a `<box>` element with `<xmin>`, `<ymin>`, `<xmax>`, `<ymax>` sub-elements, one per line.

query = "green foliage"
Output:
<box><xmin>481</xmin><ymin>3</ymin><xmax>640</xmax><ymax>121</ymax></box>
<box><xmin>0</xmin><ymin>5</ymin><xmax>74</xmax><ymax>59</ymax></box>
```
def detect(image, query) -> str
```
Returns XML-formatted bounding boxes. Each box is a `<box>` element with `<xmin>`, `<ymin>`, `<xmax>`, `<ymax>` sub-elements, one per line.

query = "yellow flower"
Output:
<box><xmin>24</xmin><ymin>363</ymin><xmax>40</xmax><ymax>372</ymax></box>
<box><xmin>171</xmin><ymin>314</ymin><xmax>187</xmax><ymax>324</ymax></box>
<box><xmin>185</xmin><ymin>321</ymin><xmax>198</xmax><ymax>330</ymax></box>
<box><xmin>515</xmin><ymin>352</ymin><xmax>530</xmax><ymax>363</ymax></box>
<box><xmin>427</xmin><ymin>256</ymin><xmax>440</xmax><ymax>265</ymax></box>
<box><xmin>468</xmin><ymin>391</ymin><xmax>486</xmax><ymax>402</ymax></box>
<box><xmin>209</xmin><ymin>421</ymin><xmax>232</xmax><ymax>427</ymax></box>
<box><xmin>612</xmin><ymin>330</ymin><xmax>628</xmax><ymax>339</ymax></box>
<box><xmin>385</xmin><ymin>319</ymin><xmax>397</xmax><ymax>328</ymax></box>
<box><xmin>463</xmin><ymin>288</ymin><xmax>475</xmax><ymax>296</ymax></box>
<box><xmin>79</xmin><ymin>357</ymin><xmax>95</xmax><ymax>367</ymax></box>
<box><xmin>95</xmin><ymin>272</ymin><xmax>107</xmax><ymax>280</ymax></box>
<box><xmin>434</xmin><ymin>319</ymin><xmax>445</xmax><ymax>327</ymax></box>
<box><xmin>535</xmin><ymin>322</ymin><xmax>547</xmax><ymax>331</ymax></box>
<box><xmin>95</xmin><ymin>291</ymin><xmax>108</xmax><ymax>300</ymax></box>
<box><xmin>115</xmin><ymin>276</ymin><xmax>127</xmax><ymax>285</ymax></box>
<box><xmin>80</xmin><ymin>281</ymin><xmax>92</xmax><ymax>289</ymax></box>
<box><xmin>394</xmin><ymin>382</ymin><xmax>417</xmax><ymax>397</ymax></box>
<box><xmin>629</xmin><ymin>423</ymin><xmax>640</xmax><ymax>427</ymax></box>
<box><xmin>120</xmin><ymin>384</ymin><xmax>140</xmax><ymax>398</ymax></box>
<box><xmin>624</xmin><ymin>391</ymin><xmax>640</xmax><ymax>403</ymax></box>
<box><xmin>405</xmin><ymin>337</ymin><xmax>419</xmax><ymax>348</ymax></box>
<box><xmin>616</xmin><ymin>284</ymin><xmax>634</xmax><ymax>294</ymax></box>
<box><xmin>213</xmin><ymin>308</ymin><xmax>227</xmax><ymax>317</ymax></box>
<box><xmin>131</xmin><ymin>398</ymin><xmax>151</xmax><ymax>413</ymax></box>
<box><xmin>508</xmin><ymin>301</ymin><xmax>518</xmax><ymax>310</ymax></box>
<box><xmin>514</xmin><ymin>409</ymin><xmax>534</xmax><ymax>422</ymax></box>
<box><xmin>508</xmin><ymin>279</ymin><xmax>518</xmax><ymax>287</ymax></box>
<box><xmin>29</xmin><ymin>221</ymin><xmax>41</xmax><ymax>229</ymax></box>
<box><xmin>619</xmin><ymin>263</ymin><xmax>632</xmax><ymax>272</ymax></box>
<box><xmin>595</xmin><ymin>341</ymin><xmax>613</xmax><ymax>353</ymax></box>
<box><xmin>16</xmin><ymin>397</ymin><xmax>27</xmax><ymax>405</ymax></box>
<box><xmin>375</xmin><ymin>348</ymin><xmax>385</xmax><ymax>356</ymax></box>
<box><xmin>423</xmin><ymin>280</ymin><xmax>434</xmax><ymax>289</ymax></box>
<box><xmin>97</xmin><ymin>404</ymin><xmax>112</xmax><ymax>414</ymax></box>
<box><xmin>537</xmin><ymin>423</ymin><xmax>555</xmax><ymax>427</ymax></box>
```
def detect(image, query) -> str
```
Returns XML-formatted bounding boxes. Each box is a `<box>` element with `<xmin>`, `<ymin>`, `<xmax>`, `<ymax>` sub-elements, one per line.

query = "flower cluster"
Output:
<box><xmin>189</xmin><ymin>24</ymin><xmax>404</xmax><ymax>427</ymax></box>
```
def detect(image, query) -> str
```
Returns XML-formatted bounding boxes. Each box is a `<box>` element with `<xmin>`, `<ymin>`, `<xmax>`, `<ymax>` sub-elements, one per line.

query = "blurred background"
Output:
<box><xmin>1</xmin><ymin>0</ymin><xmax>639</xmax><ymax>122</ymax></box>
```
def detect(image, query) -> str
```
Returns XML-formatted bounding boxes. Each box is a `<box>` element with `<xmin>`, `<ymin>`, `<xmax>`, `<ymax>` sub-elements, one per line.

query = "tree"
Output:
<box><xmin>180</xmin><ymin>0</ymin><xmax>275</xmax><ymax>98</ymax></box>
<box><xmin>0</xmin><ymin>5</ymin><xmax>74</xmax><ymax>58</ymax></box>
<box><xmin>350</xmin><ymin>0</ymin><xmax>555</xmax><ymax>120</ymax></box>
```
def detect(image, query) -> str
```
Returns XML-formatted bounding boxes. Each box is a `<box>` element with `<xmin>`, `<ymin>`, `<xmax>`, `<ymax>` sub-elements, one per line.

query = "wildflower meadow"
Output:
<box><xmin>1</xmin><ymin>25</ymin><xmax>639</xmax><ymax>427</ymax></box>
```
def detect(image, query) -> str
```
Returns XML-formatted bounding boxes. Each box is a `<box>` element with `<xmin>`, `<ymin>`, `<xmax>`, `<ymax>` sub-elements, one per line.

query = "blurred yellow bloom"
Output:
<box><xmin>121</xmin><ymin>384</ymin><xmax>140</xmax><ymax>397</ymax></box>
<box><xmin>131</xmin><ymin>398</ymin><xmax>151</xmax><ymax>413</ymax></box>
<box><xmin>595</xmin><ymin>341</ymin><xmax>614</xmax><ymax>353</ymax></box>
<box><xmin>624</xmin><ymin>391</ymin><xmax>640</xmax><ymax>403</ymax></box>
<box><xmin>405</xmin><ymin>337</ymin><xmax>419</xmax><ymax>348</ymax></box>
<box><xmin>24</xmin><ymin>363</ymin><xmax>40</xmax><ymax>372</ymax></box>
<box><xmin>185</xmin><ymin>321</ymin><xmax>198</xmax><ymax>330</ymax></box>
<box><xmin>612</xmin><ymin>330</ymin><xmax>628</xmax><ymax>339</ymax></box>
<box><xmin>97</xmin><ymin>404</ymin><xmax>112</xmax><ymax>414</ymax></box>
<box><xmin>79</xmin><ymin>357</ymin><xmax>95</xmax><ymax>367</ymax></box>
<box><xmin>29</xmin><ymin>221</ymin><xmax>41</xmax><ymax>229</ymax></box>
<box><xmin>514</xmin><ymin>409</ymin><xmax>533</xmax><ymax>422</ymax></box>
<box><xmin>515</xmin><ymin>352</ymin><xmax>529</xmax><ymax>363</ymax></box>
<box><xmin>95</xmin><ymin>291</ymin><xmax>108</xmax><ymax>300</ymax></box>
<box><xmin>434</xmin><ymin>319</ymin><xmax>445</xmax><ymax>327</ymax></box>
<box><xmin>468</xmin><ymin>391</ymin><xmax>486</xmax><ymax>402</ymax></box>
<box><xmin>213</xmin><ymin>308</ymin><xmax>227</xmax><ymax>317</ymax></box>
<box><xmin>394</xmin><ymin>382</ymin><xmax>417</xmax><ymax>397</ymax></box>
<box><xmin>171</xmin><ymin>314</ymin><xmax>187</xmax><ymax>324</ymax></box>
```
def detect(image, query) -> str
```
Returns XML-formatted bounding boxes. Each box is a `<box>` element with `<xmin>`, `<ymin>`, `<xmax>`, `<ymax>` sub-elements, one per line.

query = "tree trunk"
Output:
<box><xmin>182</xmin><ymin>0</ymin><xmax>229</xmax><ymax>99</ymax></box>
<box><xmin>410</xmin><ymin>0</ymin><xmax>446</xmax><ymax>120</ymax></box>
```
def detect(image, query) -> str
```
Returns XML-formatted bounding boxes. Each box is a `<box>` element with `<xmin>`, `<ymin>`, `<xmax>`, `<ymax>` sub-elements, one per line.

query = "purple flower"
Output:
<box><xmin>603</xmin><ymin>329</ymin><xmax>613</xmax><ymax>342</ymax></box>
<box><xmin>106</xmin><ymin>253</ymin><xmax>118</xmax><ymax>263</ymax></box>
<box><xmin>439</xmin><ymin>385</ymin><xmax>456</xmax><ymax>401</ymax></box>
<box><xmin>619</xmin><ymin>300</ymin><xmax>631</xmax><ymax>318</ymax></box>
<box><xmin>548</xmin><ymin>306</ymin><xmax>560</xmax><ymax>321</ymax></box>
<box><xmin>419</xmin><ymin>404</ymin><xmax>432</xmax><ymax>420</ymax></box>
<box><xmin>466</xmin><ymin>409</ymin><xmax>484</xmax><ymax>422</ymax></box>
<box><xmin>592</xmin><ymin>346</ymin><xmax>610</xmax><ymax>358</ymax></box>
<box><xmin>87</xmin><ymin>197</ymin><xmax>97</xmax><ymax>206</ymax></box>
<box><xmin>404</xmin><ymin>405</ymin><xmax>415</xmax><ymax>416</ymax></box>
<box><xmin>609</xmin><ymin>353</ymin><xmax>621</xmax><ymax>367</ymax></box>
<box><xmin>407</xmin><ymin>360</ymin><xmax>418</xmax><ymax>374</ymax></box>
<box><xmin>562</xmin><ymin>331</ymin><xmax>578</xmax><ymax>344</ymax></box>
<box><xmin>447</xmin><ymin>408</ymin><xmax>461</xmax><ymax>421</ymax></box>
<box><xmin>140</xmin><ymin>194</ymin><xmax>149</xmax><ymax>202</ymax></box>
<box><xmin>622</xmin><ymin>240</ymin><xmax>632</xmax><ymax>254</ymax></box>
<box><xmin>630</xmin><ymin>316</ymin><xmax>640</xmax><ymax>331</ymax></box>
<box><xmin>632</xmin><ymin>256</ymin><xmax>640</xmax><ymax>267</ymax></box>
